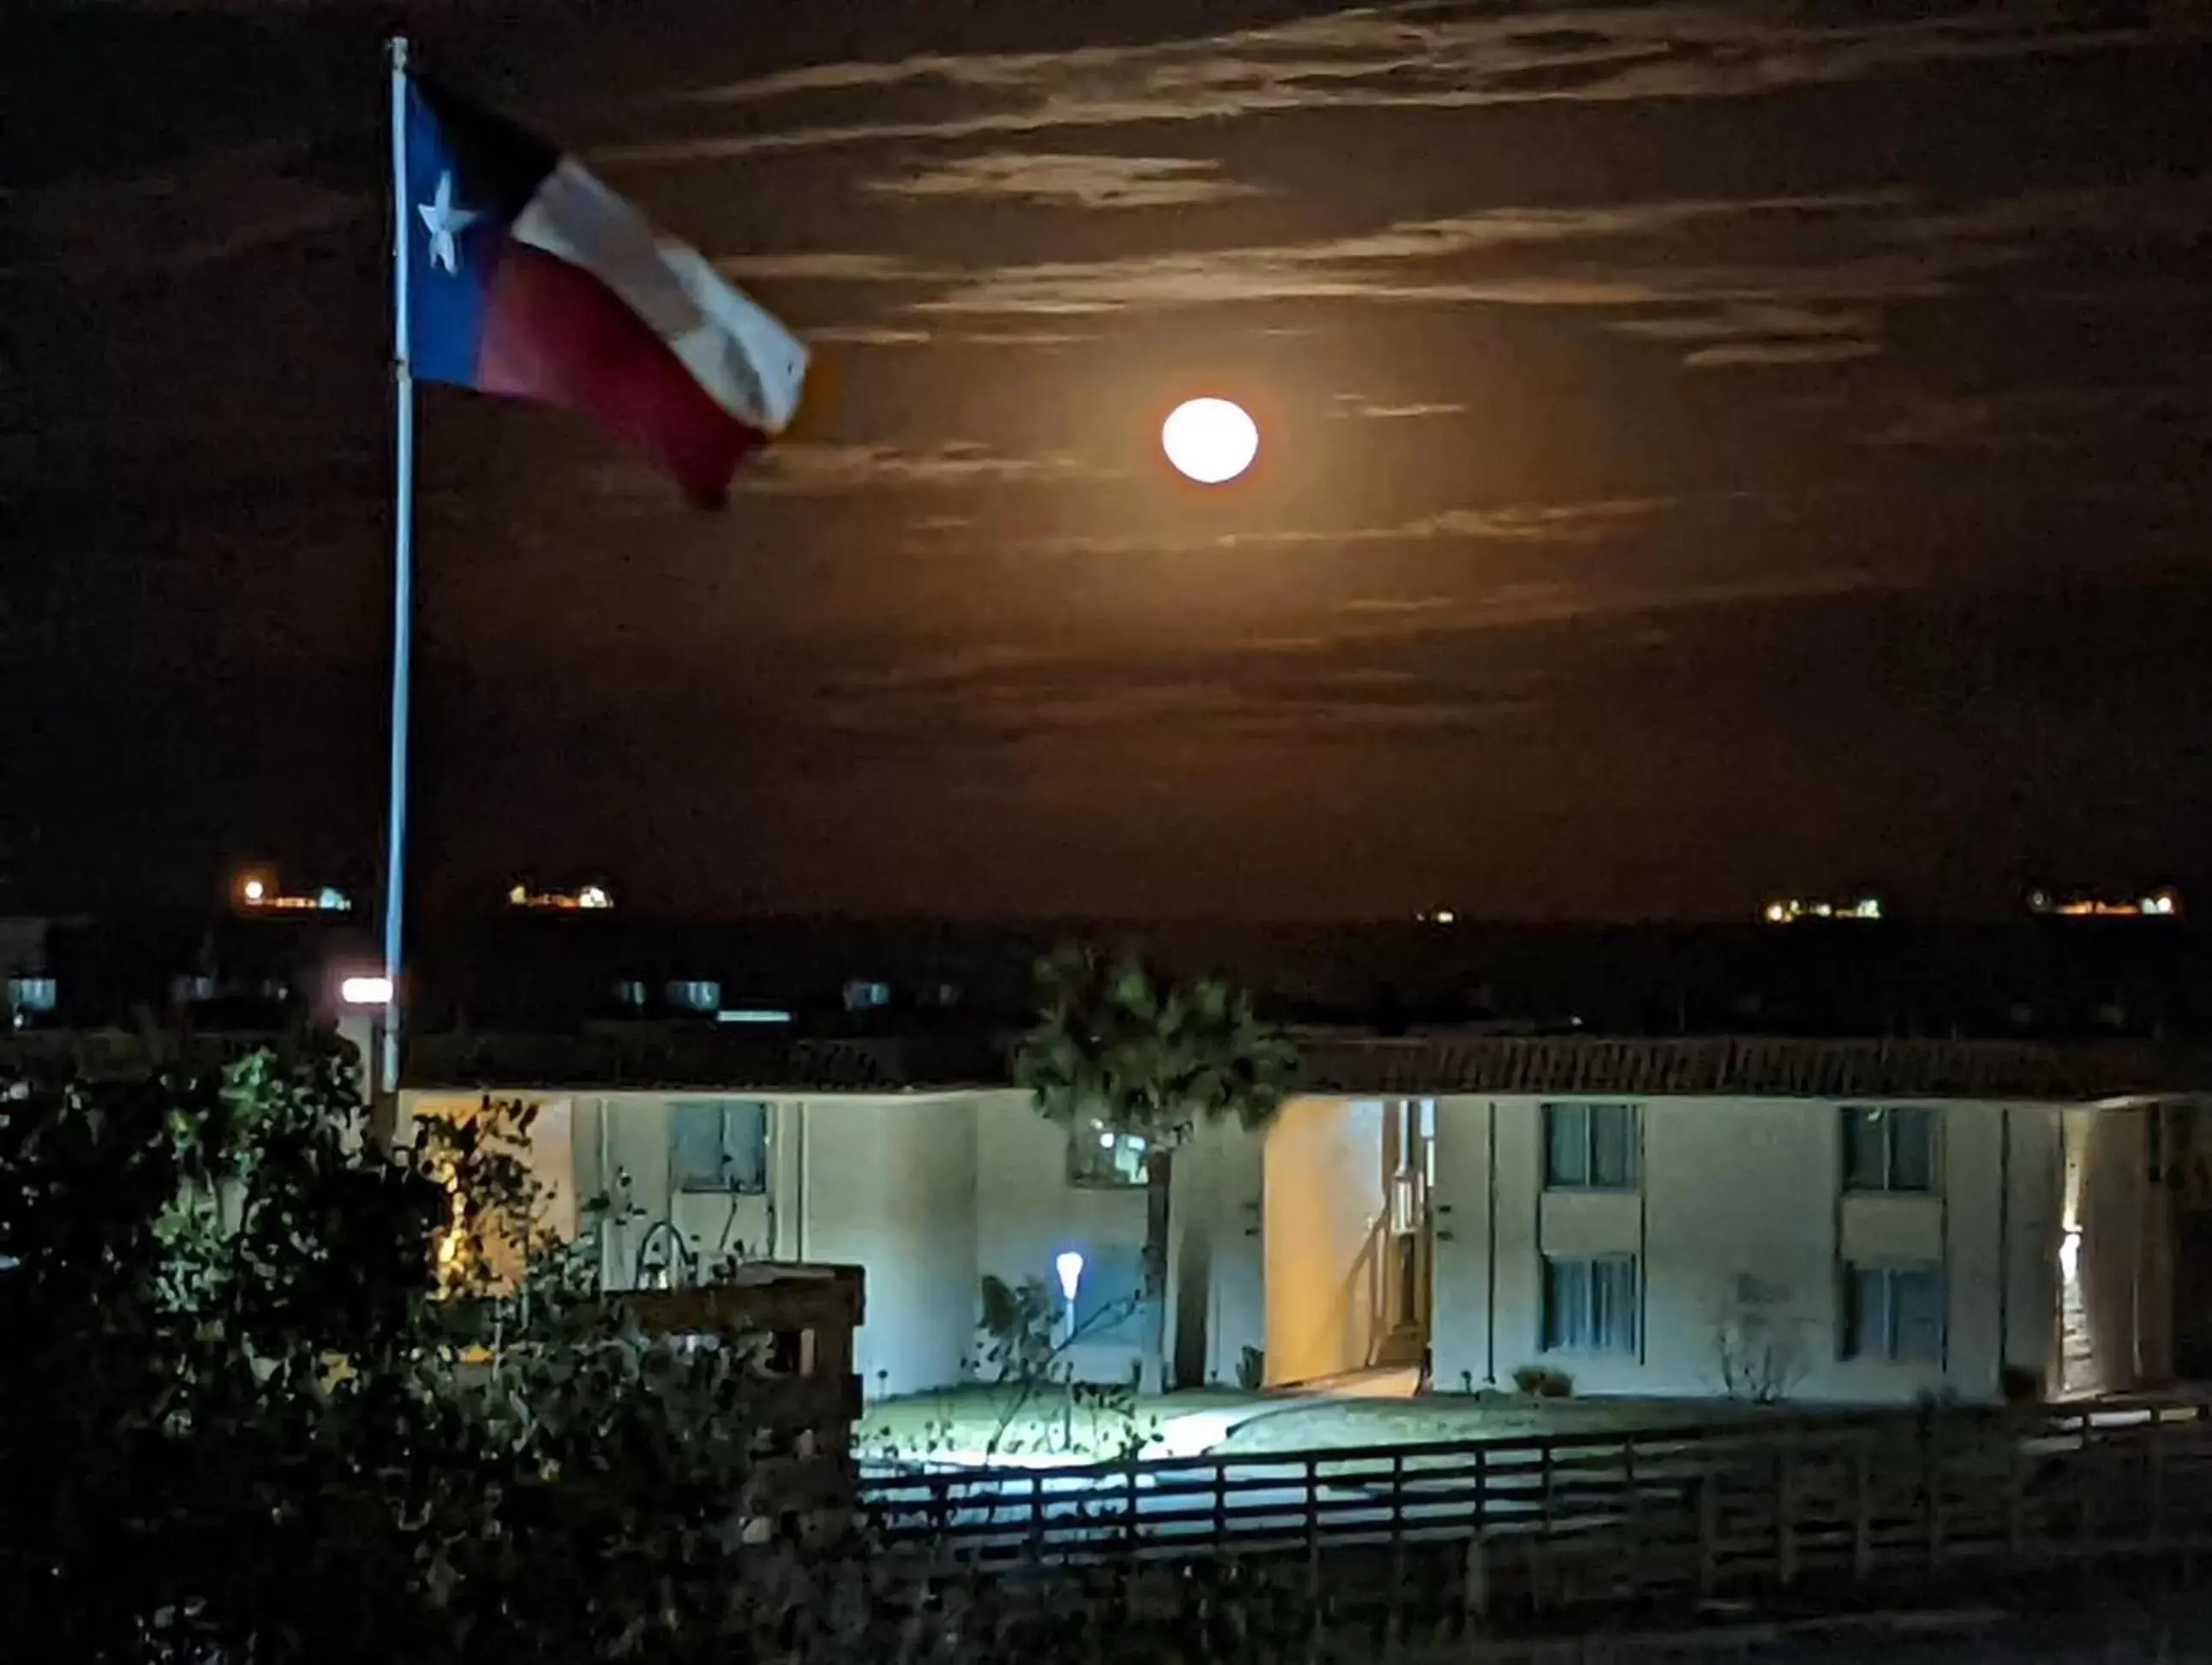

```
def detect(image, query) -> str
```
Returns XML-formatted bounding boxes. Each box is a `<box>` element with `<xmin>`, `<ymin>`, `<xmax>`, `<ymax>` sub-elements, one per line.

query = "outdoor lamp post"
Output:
<box><xmin>1055</xmin><ymin>1250</ymin><xmax>1085</xmax><ymax>1347</ymax></box>
<box><xmin>1054</xmin><ymin>1250</ymin><xmax>1085</xmax><ymax>1449</ymax></box>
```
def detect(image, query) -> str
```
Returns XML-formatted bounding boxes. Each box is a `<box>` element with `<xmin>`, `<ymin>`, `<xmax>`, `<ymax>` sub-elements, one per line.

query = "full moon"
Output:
<box><xmin>1162</xmin><ymin>397</ymin><xmax>1259</xmax><ymax>484</ymax></box>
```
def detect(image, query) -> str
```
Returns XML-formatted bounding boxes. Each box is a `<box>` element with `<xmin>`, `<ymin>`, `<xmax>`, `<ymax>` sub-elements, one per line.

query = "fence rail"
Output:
<box><xmin>858</xmin><ymin>1395</ymin><xmax>2212</xmax><ymax>1618</ymax></box>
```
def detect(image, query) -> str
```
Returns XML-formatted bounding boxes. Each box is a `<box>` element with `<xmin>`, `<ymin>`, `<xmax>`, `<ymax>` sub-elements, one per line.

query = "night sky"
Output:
<box><xmin>13</xmin><ymin>1</ymin><xmax>2212</xmax><ymax>925</ymax></box>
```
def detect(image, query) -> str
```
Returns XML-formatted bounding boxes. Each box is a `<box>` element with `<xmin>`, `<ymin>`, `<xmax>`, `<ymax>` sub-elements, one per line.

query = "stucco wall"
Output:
<box><xmin>1169</xmin><ymin>1115</ymin><xmax>1268</xmax><ymax>1387</ymax></box>
<box><xmin>2070</xmin><ymin>1106</ymin><xmax>2169</xmax><ymax>1393</ymax></box>
<box><xmin>971</xmin><ymin>1089</ymin><xmax>1151</xmax><ymax>1385</ymax></box>
<box><xmin>1263</xmin><ymin>1097</ymin><xmax>1386</xmax><ymax>1386</ymax></box>
<box><xmin>793</xmin><ymin>1093</ymin><xmax>977</xmax><ymax>1398</ymax></box>
<box><xmin>1427</xmin><ymin>1094</ymin><xmax>2066</xmax><ymax>1405</ymax></box>
<box><xmin>404</xmin><ymin>1087</ymin><xmax>985</xmax><ymax>1398</ymax></box>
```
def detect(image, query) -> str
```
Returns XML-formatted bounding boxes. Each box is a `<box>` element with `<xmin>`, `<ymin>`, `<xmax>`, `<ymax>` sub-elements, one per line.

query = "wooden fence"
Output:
<box><xmin>859</xmin><ymin>1397</ymin><xmax>2212</xmax><ymax>1620</ymax></box>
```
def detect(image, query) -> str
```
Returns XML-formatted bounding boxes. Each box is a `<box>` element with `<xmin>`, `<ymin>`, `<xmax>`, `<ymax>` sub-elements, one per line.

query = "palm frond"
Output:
<box><xmin>1014</xmin><ymin>942</ymin><xmax>1299</xmax><ymax>1144</ymax></box>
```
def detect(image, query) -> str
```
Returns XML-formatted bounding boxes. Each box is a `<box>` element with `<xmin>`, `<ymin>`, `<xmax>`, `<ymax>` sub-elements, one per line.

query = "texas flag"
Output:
<box><xmin>402</xmin><ymin>75</ymin><xmax>809</xmax><ymax>508</ymax></box>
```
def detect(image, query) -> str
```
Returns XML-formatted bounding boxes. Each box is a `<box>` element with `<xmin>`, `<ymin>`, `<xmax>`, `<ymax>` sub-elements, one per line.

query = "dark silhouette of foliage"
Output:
<box><xmin>0</xmin><ymin>1048</ymin><xmax>822</xmax><ymax>1664</ymax></box>
<box><xmin>1013</xmin><ymin>945</ymin><xmax>1295</xmax><ymax>1387</ymax></box>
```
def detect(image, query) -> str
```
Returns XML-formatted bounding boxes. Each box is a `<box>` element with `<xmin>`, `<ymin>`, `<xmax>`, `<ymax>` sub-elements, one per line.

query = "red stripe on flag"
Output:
<box><xmin>475</xmin><ymin>240</ymin><xmax>763</xmax><ymax>508</ymax></box>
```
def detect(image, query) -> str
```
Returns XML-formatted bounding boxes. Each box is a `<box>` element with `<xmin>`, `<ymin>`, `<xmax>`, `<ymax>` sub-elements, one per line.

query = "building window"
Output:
<box><xmin>613</xmin><ymin>979</ymin><xmax>649</xmax><ymax>1010</ymax></box>
<box><xmin>1543</xmin><ymin>1102</ymin><xmax>1641</xmax><ymax>1189</ymax></box>
<box><xmin>1840</xmin><ymin>1263</ymin><xmax>1943</xmax><ymax>1363</ymax></box>
<box><xmin>1842</xmin><ymin>1106</ymin><xmax>1937</xmax><ymax>1194</ymax></box>
<box><xmin>7</xmin><ymin>976</ymin><xmax>57</xmax><ymax>1014</ymax></box>
<box><xmin>1067</xmin><ymin>1244</ymin><xmax>1149</xmax><ymax>1345</ymax></box>
<box><xmin>666</xmin><ymin>979</ymin><xmax>721</xmax><ymax>1014</ymax></box>
<box><xmin>670</xmin><ymin>1099</ymin><xmax>769</xmax><ymax>1193</ymax></box>
<box><xmin>1067</xmin><ymin>1120</ymin><xmax>1149</xmax><ymax>1189</ymax></box>
<box><xmin>1541</xmin><ymin>1255</ymin><xmax>1639</xmax><ymax>1354</ymax></box>
<box><xmin>842</xmin><ymin>979</ymin><xmax>892</xmax><ymax>1012</ymax></box>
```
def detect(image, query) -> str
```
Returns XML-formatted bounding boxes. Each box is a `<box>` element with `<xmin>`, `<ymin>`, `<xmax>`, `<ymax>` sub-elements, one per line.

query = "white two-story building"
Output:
<box><xmin>401</xmin><ymin>1030</ymin><xmax>2212</xmax><ymax>1407</ymax></box>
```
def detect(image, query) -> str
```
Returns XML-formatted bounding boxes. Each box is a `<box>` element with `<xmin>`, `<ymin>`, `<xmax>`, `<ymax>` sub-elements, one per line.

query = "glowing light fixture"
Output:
<box><xmin>1054</xmin><ymin>1250</ymin><xmax>1085</xmax><ymax>1346</ymax></box>
<box><xmin>242</xmin><ymin>877</ymin><xmax>267</xmax><ymax>903</ymax></box>
<box><xmin>339</xmin><ymin>974</ymin><xmax>394</xmax><ymax>1007</ymax></box>
<box><xmin>1162</xmin><ymin>397</ymin><xmax>1258</xmax><ymax>484</ymax></box>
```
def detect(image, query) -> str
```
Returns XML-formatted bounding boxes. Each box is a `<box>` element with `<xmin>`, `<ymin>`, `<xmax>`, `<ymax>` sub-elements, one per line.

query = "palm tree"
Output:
<box><xmin>1014</xmin><ymin>943</ymin><xmax>1297</xmax><ymax>1392</ymax></box>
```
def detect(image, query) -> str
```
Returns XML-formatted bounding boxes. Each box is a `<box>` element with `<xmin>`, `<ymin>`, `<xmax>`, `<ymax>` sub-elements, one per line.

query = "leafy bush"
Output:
<box><xmin>0</xmin><ymin>1048</ymin><xmax>844</xmax><ymax>1664</ymax></box>
<box><xmin>1513</xmin><ymin>1365</ymin><xmax>1575</xmax><ymax>1398</ymax></box>
<box><xmin>1236</xmin><ymin>1344</ymin><xmax>1266</xmax><ymax>1391</ymax></box>
<box><xmin>979</xmin><ymin>1271</ymin><xmax>1061</xmax><ymax>1383</ymax></box>
<box><xmin>2</xmin><ymin>1045</ymin><xmax>1341</xmax><ymax>1665</ymax></box>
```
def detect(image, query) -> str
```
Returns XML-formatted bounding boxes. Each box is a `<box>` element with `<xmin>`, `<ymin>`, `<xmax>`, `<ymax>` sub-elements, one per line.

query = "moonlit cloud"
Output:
<box><xmin>1682</xmin><ymin>339</ymin><xmax>1881</xmax><ymax>368</ymax></box>
<box><xmin>602</xmin><ymin>5</ymin><xmax>2147</xmax><ymax>166</ymax></box>
<box><xmin>1341</xmin><ymin>596</ymin><xmax>1460</xmax><ymax>614</ymax></box>
<box><xmin>1861</xmin><ymin>386</ymin><xmax>2212</xmax><ymax>452</ymax></box>
<box><xmin>22</xmin><ymin>146</ymin><xmax>363</xmax><ymax>276</ymax></box>
<box><xmin>809</xmin><ymin>325</ymin><xmax>934</xmax><ymax>346</ymax></box>
<box><xmin>742</xmin><ymin>440</ymin><xmax>1108</xmax><ymax>494</ymax></box>
<box><xmin>714</xmin><ymin>251</ymin><xmax>941</xmax><ymax>283</ymax></box>
<box><xmin>1330</xmin><ymin>398</ymin><xmax>1470</xmax><ymax>421</ymax></box>
<box><xmin>1032</xmin><ymin>495</ymin><xmax>1679</xmax><ymax>557</ymax></box>
<box><xmin>902</xmin><ymin>195</ymin><xmax>1980</xmax><ymax>320</ymax></box>
<box><xmin>867</xmin><ymin>153</ymin><xmax>1258</xmax><ymax>209</ymax></box>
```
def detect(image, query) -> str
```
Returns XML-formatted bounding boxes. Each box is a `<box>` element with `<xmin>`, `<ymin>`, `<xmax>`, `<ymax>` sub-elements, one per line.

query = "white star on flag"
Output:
<box><xmin>417</xmin><ymin>171</ymin><xmax>479</xmax><ymax>274</ymax></box>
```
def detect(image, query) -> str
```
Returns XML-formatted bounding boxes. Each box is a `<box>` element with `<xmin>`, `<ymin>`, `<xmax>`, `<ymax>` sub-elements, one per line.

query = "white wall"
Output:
<box><xmin>402</xmin><ymin>1084</ymin><xmax>1271</xmax><ymax>1401</ymax></box>
<box><xmin>792</xmin><ymin>1094</ymin><xmax>977</xmax><ymax>1398</ymax></box>
<box><xmin>2069</xmin><ymin>1106</ymin><xmax>2167</xmax><ymax>1392</ymax></box>
<box><xmin>1170</xmin><ymin>1115</ymin><xmax>1268</xmax><ymax>1387</ymax></box>
<box><xmin>1263</xmin><ymin>1097</ymin><xmax>1387</xmax><ymax>1387</ymax></box>
<box><xmin>971</xmin><ymin>1090</ymin><xmax>1151</xmax><ymax>1386</ymax></box>
<box><xmin>1427</xmin><ymin>1094</ymin><xmax>2067</xmax><ymax>1405</ymax></box>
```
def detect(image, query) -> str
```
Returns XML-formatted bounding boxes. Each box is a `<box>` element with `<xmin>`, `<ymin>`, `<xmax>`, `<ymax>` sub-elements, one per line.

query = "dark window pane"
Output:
<box><xmin>1889</xmin><ymin>1109</ymin><xmax>1935</xmax><ymax>1193</ymax></box>
<box><xmin>1892</xmin><ymin>1267</ymin><xmax>1944</xmax><ymax>1363</ymax></box>
<box><xmin>1542</xmin><ymin>1257</ymin><xmax>1589</xmax><ymax>1351</ymax></box>
<box><xmin>1593</xmin><ymin>1257</ymin><xmax>1638</xmax><ymax>1353</ymax></box>
<box><xmin>1842</xmin><ymin>1110</ymin><xmax>1886</xmax><ymax>1191</ymax></box>
<box><xmin>1591</xmin><ymin>1105</ymin><xmax>1637</xmax><ymax>1189</ymax></box>
<box><xmin>671</xmin><ymin>1100</ymin><xmax>729</xmax><ymax>1190</ymax></box>
<box><xmin>1545</xmin><ymin>1105</ymin><xmax>1590</xmax><ymax>1188</ymax></box>
<box><xmin>1841</xmin><ymin>1263</ymin><xmax>1886</xmax><ymax>1359</ymax></box>
<box><xmin>723</xmin><ymin>1101</ymin><xmax>768</xmax><ymax>1193</ymax></box>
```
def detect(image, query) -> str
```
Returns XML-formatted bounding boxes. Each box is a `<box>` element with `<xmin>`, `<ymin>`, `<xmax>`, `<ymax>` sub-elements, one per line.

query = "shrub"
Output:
<box><xmin>1237</xmin><ymin>1343</ymin><xmax>1266</xmax><ymax>1391</ymax></box>
<box><xmin>1514</xmin><ymin>1364</ymin><xmax>1575</xmax><ymax>1398</ymax></box>
<box><xmin>0</xmin><ymin>1049</ymin><xmax>842</xmax><ymax>1664</ymax></box>
<box><xmin>2001</xmin><ymin>1364</ymin><xmax>2043</xmax><ymax>1404</ymax></box>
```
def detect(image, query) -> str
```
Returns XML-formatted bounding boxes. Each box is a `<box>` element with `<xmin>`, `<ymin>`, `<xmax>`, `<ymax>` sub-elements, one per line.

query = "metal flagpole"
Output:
<box><xmin>382</xmin><ymin>34</ymin><xmax>415</xmax><ymax>1097</ymax></box>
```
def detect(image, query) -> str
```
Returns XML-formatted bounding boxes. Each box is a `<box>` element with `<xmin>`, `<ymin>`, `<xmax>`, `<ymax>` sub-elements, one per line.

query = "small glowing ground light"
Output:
<box><xmin>1162</xmin><ymin>398</ymin><xmax>1259</xmax><ymax>483</ymax></box>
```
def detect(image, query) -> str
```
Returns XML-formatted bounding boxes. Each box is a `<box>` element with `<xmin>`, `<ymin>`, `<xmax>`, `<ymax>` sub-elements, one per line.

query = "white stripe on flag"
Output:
<box><xmin>511</xmin><ymin>159</ymin><xmax>810</xmax><ymax>434</ymax></box>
